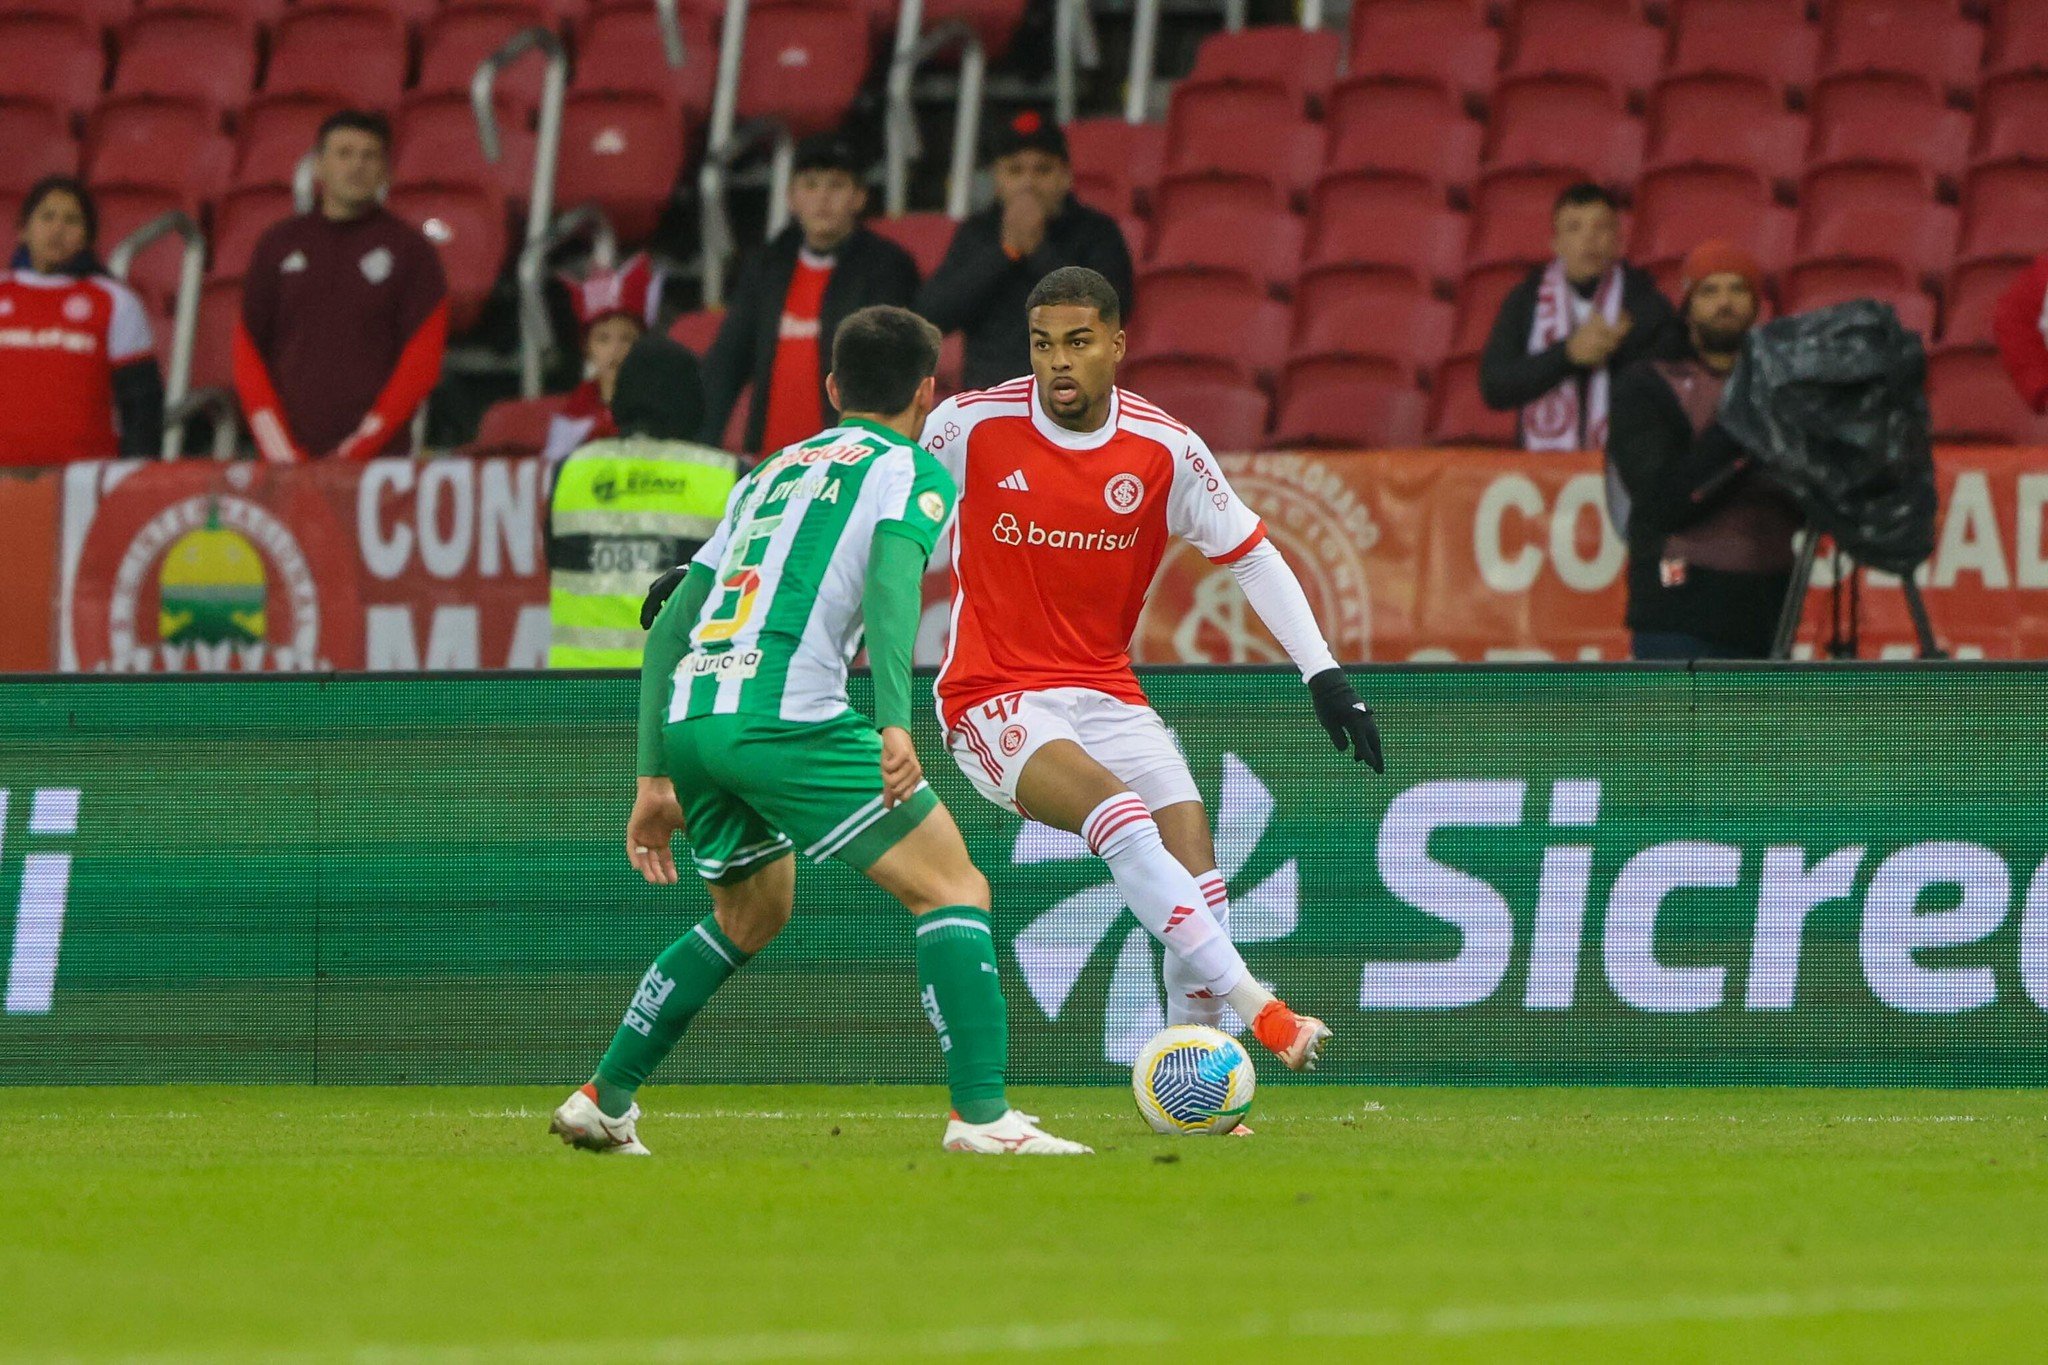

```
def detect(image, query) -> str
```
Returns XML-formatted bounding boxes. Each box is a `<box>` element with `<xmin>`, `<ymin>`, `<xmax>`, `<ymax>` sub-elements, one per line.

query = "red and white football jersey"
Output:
<box><xmin>922</xmin><ymin>377</ymin><xmax>1265</xmax><ymax>728</ymax></box>
<box><xmin>0</xmin><ymin>269</ymin><xmax>154</xmax><ymax>465</ymax></box>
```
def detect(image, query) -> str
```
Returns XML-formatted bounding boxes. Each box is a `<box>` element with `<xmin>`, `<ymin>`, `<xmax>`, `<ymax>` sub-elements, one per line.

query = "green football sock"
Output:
<box><xmin>913</xmin><ymin>906</ymin><xmax>1009</xmax><ymax>1125</ymax></box>
<box><xmin>592</xmin><ymin>914</ymin><xmax>751</xmax><ymax>1117</ymax></box>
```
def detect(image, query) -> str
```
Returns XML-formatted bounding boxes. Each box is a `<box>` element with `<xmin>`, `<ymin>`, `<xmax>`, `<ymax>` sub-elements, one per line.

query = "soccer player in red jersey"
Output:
<box><xmin>919</xmin><ymin>266</ymin><xmax>1384</xmax><ymax>1076</ymax></box>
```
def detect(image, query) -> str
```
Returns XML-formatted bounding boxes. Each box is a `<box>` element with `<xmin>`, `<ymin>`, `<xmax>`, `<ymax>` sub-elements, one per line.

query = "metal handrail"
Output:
<box><xmin>884</xmin><ymin>3</ymin><xmax>988</xmax><ymax>220</ymax></box>
<box><xmin>698</xmin><ymin>0</ymin><xmax>754</xmax><ymax>306</ymax></box>
<box><xmin>163</xmin><ymin>387</ymin><xmax>241</xmax><ymax>461</ymax></box>
<box><xmin>107</xmin><ymin>209</ymin><xmax>204</xmax><ymax>459</ymax></box>
<box><xmin>474</xmin><ymin>25</ymin><xmax>570</xmax><ymax>397</ymax></box>
<box><xmin>1053</xmin><ymin>0</ymin><xmax>1099</xmax><ymax>125</ymax></box>
<box><xmin>653</xmin><ymin>0</ymin><xmax>685</xmax><ymax>67</ymax></box>
<box><xmin>1124</xmin><ymin>0</ymin><xmax>1161</xmax><ymax>123</ymax></box>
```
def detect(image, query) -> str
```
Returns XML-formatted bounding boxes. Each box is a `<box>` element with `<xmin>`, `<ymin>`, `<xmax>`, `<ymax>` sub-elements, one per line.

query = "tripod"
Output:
<box><xmin>1770</xmin><ymin>533</ymin><xmax>1944</xmax><ymax>659</ymax></box>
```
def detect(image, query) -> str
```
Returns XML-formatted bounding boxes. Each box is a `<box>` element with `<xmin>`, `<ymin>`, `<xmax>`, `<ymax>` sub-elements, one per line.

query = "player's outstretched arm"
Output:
<box><xmin>1228</xmin><ymin>542</ymin><xmax>1385</xmax><ymax>773</ymax></box>
<box><xmin>864</xmin><ymin>526</ymin><xmax>930</xmax><ymax>807</ymax></box>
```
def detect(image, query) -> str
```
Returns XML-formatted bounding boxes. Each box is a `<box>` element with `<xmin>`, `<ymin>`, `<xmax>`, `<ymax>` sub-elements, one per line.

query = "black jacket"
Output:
<box><xmin>1479</xmin><ymin>263</ymin><xmax>1683</xmax><ymax>445</ymax></box>
<box><xmin>914</xmin><ymin>195</ymin><xmax>1134</xmax><ymax>391</ymax></box>
<box><xmin>697</xmin><ymin>224</ymin><xmax>920</xmax><ymax>453</ymax></box>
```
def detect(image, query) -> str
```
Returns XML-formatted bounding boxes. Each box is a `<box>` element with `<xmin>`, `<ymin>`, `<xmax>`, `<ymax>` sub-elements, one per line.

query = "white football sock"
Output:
<box><xmin>1165</xmin><ymin>871</ymin><xmax>1231</xmax><ymax>1027</ymax></box>
<box><xmin>1082</xmin><ymin>795</ymin><xmax>1248</xmax><ymax>999</ymax></box>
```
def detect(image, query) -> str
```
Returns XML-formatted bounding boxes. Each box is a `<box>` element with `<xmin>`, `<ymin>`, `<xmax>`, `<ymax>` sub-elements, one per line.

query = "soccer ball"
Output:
<box><xmin>1131</xmin><ymin>1025</ymin><xmax>1256</xmax><ymax>1135</ymax></box>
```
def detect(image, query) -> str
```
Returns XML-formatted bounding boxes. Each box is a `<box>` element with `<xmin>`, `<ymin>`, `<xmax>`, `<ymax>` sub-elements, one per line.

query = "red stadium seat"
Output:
<box><xmin>1928</xmin><ymin>346</ymin><xmax>2048</xmax><ymax>442</ymax></box>
<box><xmin>189</xmin><ymin>275</ymin><xmax>243</xmax><ymax>393</ymax></box>
<box><xmin>554</xmin><ymin>92</ymin><xmax>683</xmax><ymax>244</ymax></box>
<box><xmin>1632</xmin><ymin>164</ymin><xmax>1794</xmax><ymax>278</ymax></box>
<box><xmin>466</xmin><ymin>394</ymin><xmax>566</xmax><ymax>458</ymax></box>
<box><xmin>1304</xmin><ymin>200</ymin><xmax>1468</xmax><ymax>289</ymax></box>
<box><xmin>2</xmin><ymin>0</ymin><xmax>137</xmax><ymax>34</ymax></box>
<box><xmin>575</xmin><ymin>1</ymin><xmax>715</xmax><ymax>122</ymax></box>
<box><xmin>667</xmin><ymin>306</ymin><xmax>723</xmax><ymax>355</ymax></box>
<box><xmin>1151</xmin><ymin>171</ymin><xmax>1291</xmax><ymax>223</ymax></box>
<box><xmin>1467</xmin><ymin>166</ymin><xmax>1582</xmax><ymax>271</ymax></box>
<box><xmin>111</xmin><ymin>8</ymin><xmax>257</xmax><ymax>120</ymax></box>
<box><xmin>265</xmin><ymin>4</ymin><xmax>409</xmax><ymax>107</ymax></box>
<box><xmin>1130</xmin><ymin>375</ymin><xmax>1268</xmax><ymax>453</ymax></box>
<box><xmin>1989</xmin><ymin>1</ymin><xmax>2048</xmax><ymax>79</ymax></box>
<box><xmin>868</xmin><ymin>212</ymin><xmax>955</xmax><ymax>280</ymax></box>
<box><xmin>1065</xmin><ymin>117</ymin><xmax>1166</xmax><ymax>217</ymax></box>
<box><xmin>386</xmin><ymin>184</ymin><xmax>509</xmax><ymax>333</ymax></box>
<box><xmin>1165</xmin><ymin>80</ymin><xmax>1298</xmax><ymax>161</ymax></box>
<box><xmin>1959</xmin><ymin>161</ymin><xmax>2048</xmax><ymax>264</ymax></box>
<box><xmin>1164</xmin><ymin>116</ymin><xmax>1325</xmax><ymax>212</ymax></box>
<box><xmin>1798</xmin><ymin>164</ymin><xmax>1960</xmax><ymax>284</ymax></box>
<box><xmin>1325</xmin><ymin>79</ymin><xmax>1482</xmax><ymax>203</ymax></box>
<box><xmin>95</xmin><ymin>183</ymin><xmax>187</xmax><ymax>307</ymax></box>
<box><xmin>0</xmin><ymin>98</ymin><xmax>77</xmax><ymax>199</ymax></box>
<box><xmin>1808</xmin><ymin>74</ymin><xmax>1971</xmax><ymax>192</ymax></box>
<box><xmin>212</xmin><ymin>184</ymin><xmax>293</xmax><ymax>277</ymax></box>
<box><xmin>0</xmin><ymin>11</ymin><xmax>106</xmax><ymax>123</ymax></box>
<box><xmin>1292</xmin><ymin>265</ymin><xmax>1455</xmax><ymax>379</ymax></box>
<box><xmin>1451</xmin><ymin>261</ymin><xmax>1531</xmax><ymax>353</ymax></box>
<box><xmin>140</xmin><ymin>0</ymin><xmax>287</xmax><ymax>23</ymax></box>
<box><xmin>235</xmin><ymin>95</ymin><xmax>344</xmax><ymax>191</ymax></box>
<box><xmin>1121</xmin><ymin>354</ymin><xmax>1240</xmax><ymax>394</ymax></box>
<box><xmin>1647</xmin><ymin>75</ymin><xmax>1807</xmax><ymax>190</ymax></box>
<box><xmin>1973</xmin><ymin>73</ymin><xmax>2048</xmax><ymax>166</ymax></box>
<box><xmin>1147</xmin><ymin>206</ymin><xmax>1306</xmax><ymax>296</ymax></box>
<box><xmin>1348</xmin><ymin>6</ymin><xmax>1501</xmax><ymax>108</ymax></box>
<box><xmin>1270</xmin><ymin>361</ymin><xmax>1428</xmax><ymax>449</ymax></box>
<box><xmin>735</xmin><ymin>2</ymin><xmax>872</xmax><ymax>139</ymax></box>
<box><xmin>911</xmin><ymin>0</ymin><xmax>1032</xmax><ymax>63</ymax></box>
<box><xmin>86</xmin><ymin>96</ymin><xmax>234</xmax><ymax>212</ymax></box>
<box><xmin>1125</xmin><ymin>278</ymin><xmax>1291</xmax><ymax>385</ymax></box>
<box><xmin>1821</xmin><ymin>8</ymin><xmax>1984</xmax><ymax>97</ymax></box>
<box><xmin>1429</xmin><ymin>353</ymin><xmax>1518</xmax><ymax>445</ymax></box>
<box><xmin>1943</xmin><ymin>257</ymin><xmax>2027</xmax><ymax>347</ymax></box>
<box><xmin>417</xmin><ymin>3</ymin><xmax>553</xmax><ymax>113</ymax></box>
<box><xmin>1187</xmin><ymin>25</ymin><xmax>1343</xmax><ymax>115</ymax></box>
<box><xmin>1779</xmin><ymin>263</ymin><xmax>1935</xmax><ymax>336</ymax></box>
<box><xmin>394</xmin><ymin>92</ymin><xmax>534</xmax><ymax>214</ymax></box>
<box><xmin>1666</xmin><ymin>2</ymin><xmax>1819</xmax><ymax>100</ymax></box>
<box><xmin>1504</xmin><ymin>0</ymin><xmax>1664</xmax><ymax>98</ymax></box>
<box><xmin>1484</xmin><ymin>75</ymin><xmax>1644</xmax><ymax>187</ymax></box>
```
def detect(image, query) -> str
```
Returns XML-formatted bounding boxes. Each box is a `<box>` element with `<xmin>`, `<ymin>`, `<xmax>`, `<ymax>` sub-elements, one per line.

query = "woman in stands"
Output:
<box><xmin>0</xmin><ymin>177</ymin><xmax>163</xmax><ymax>465</ymax></box>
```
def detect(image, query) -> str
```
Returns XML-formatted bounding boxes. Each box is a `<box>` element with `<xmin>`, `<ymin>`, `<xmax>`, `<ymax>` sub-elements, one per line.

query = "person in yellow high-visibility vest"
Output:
<box><xmin>548</xmin><ymin>334</ymin><xmax>737</xmax><ymax>667</ymax></box>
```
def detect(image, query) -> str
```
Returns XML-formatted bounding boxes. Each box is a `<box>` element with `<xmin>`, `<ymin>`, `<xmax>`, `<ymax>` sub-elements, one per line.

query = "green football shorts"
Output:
<box><xmin>663</xmin><ymin>709</ymin><xmax>940</xmax><ymax>884</ymax></box>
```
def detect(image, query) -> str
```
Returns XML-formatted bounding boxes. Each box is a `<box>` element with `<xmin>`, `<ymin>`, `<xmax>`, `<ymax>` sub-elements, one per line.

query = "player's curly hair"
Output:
<box><xmin>831</xmin><ymin>305</ymin><xmax>942</xmax><ymax>417</ymax></box>
<box><xmin>1026</xmin><ymin>266</ymin><xmax>1121</xmax><ymax>326</ymax></box>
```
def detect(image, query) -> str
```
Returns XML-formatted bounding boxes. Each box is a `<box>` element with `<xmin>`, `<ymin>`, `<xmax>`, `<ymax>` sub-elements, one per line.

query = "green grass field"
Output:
<box><xmin>3</xmin><ymin>1085</ymin><xmax>2045</xmax><ymax>1363</ymax></box>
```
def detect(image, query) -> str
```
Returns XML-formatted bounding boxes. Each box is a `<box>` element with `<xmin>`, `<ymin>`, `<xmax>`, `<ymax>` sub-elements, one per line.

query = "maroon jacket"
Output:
<box><xmin>232</xmin><ymin>208</ymin><xmax>448</xmax><ymax>460</ymax></box>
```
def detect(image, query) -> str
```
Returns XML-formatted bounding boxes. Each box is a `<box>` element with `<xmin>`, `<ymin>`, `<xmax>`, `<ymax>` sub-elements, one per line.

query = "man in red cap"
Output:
<box><xmin>1605</xmin><ymin>239</ymin><xmax>1802</xmax><ymax>660</ymax></box>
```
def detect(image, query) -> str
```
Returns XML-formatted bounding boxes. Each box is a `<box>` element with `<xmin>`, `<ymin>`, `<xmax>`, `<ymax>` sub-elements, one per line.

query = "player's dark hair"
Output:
<box><xmin>1552</xmin><ymin>182</ymin><xmax>1619</xmax><ymax>219</ymax></box>
<box><xmin>317</xmin><ymin>109</ymin><xmax>392</xmax><ymax>152</ymax></box>
<box><xmin>1026</xmin><ymin>266</ymin><xmax>1121</xmax><ymax>326</ymax></box>
<box><xmin>831</xmin><ymin>305</ymin><xmax>942</xmax><ymax>416</ymax></box>
<box><xmin>17</xmin><ymin>176</ymin><xmax>97</xmax><ymax>245</ymax></box>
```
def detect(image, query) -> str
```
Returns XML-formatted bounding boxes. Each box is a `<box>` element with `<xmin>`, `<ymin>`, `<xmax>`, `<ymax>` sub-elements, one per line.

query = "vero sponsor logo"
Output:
<box><xmin>3</xmin><ymin>788</ymin><xmax>81</xmax><ymax>1015</ymax></box>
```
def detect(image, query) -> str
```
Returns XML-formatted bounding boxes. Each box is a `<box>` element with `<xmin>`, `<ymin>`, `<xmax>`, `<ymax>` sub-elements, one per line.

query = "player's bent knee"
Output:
<box><xmin>710</xmin><ymin>856</ymin><xmax>795</xmax><ymax>954</ymax></box>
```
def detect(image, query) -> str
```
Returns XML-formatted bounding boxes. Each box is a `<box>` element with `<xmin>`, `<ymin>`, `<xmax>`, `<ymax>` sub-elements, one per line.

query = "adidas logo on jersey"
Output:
<box><xmin>998</xmin><ymin>470</ymin><xmax>1030</xmax><ymax>492</ymax></box>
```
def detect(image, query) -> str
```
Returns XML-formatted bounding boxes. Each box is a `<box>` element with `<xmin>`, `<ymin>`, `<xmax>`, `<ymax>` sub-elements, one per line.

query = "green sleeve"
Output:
<box><xmin>863</xmin><ymin>526</ymin><xmax>928</xmax><ymax>733</ymax></box>
<box><xmin>637</xmin><ymin>562</ymin><xmax>715</xmax><ymax>777</ymax></box>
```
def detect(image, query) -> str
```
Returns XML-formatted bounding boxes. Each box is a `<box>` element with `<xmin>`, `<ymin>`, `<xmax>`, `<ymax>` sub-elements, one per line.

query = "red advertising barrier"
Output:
<box><xmin>5</xmin><ymin>446</ymin><xmax>2045</xmax><ymax>671</ymax></box>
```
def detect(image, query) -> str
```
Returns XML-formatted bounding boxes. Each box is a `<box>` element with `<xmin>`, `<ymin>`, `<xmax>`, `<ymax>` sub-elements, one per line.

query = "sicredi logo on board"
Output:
<box><xmin>2</xmin><ymin>788</ymin><xmax>79</xmax><ymax>1016</ymax></box>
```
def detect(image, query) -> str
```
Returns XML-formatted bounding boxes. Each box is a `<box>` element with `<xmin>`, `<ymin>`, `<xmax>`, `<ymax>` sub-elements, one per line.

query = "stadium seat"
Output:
<box><xmin>3</xmin><ymin>0</ymin><xmax>137</xmax><ymax>34</ymax></box>
<box><xmin>1165</xmin><ymin>80</ymin><xmax>1298</xmax><ymax>162</ymax></box>
<box><xmin>111</xmin><ymin>8</ymin><xmax>257</xmax><ymax>120</ymax></box>
<box><xmin>1503</xmin><ymin>0</ymin><xmax>1665</xmax><ymax>99</ymax></box>
<box><xmin>86</xmin><ymin>96</ymin><xmax>234</xmax><ymax>212</ymax></box>
<box><xmin>212</xmin><ymin>184</ymin><xmax>293</xmax><ymax>277</ymax></box>
<box><xmin>417</xmin><ymin>3</ymin><xmax>554</xmax><ymax>114</ymax></box>
<box><xmin>394</xmin><ymin>92</ymin><xmax>534</xmax><ymax>215</ymax></box>
<box><xmin>907</xmin><ymin>0</ymin><xmax>1032</xmax><ymax>64</ymax></box>
<box><xmin>1347</xmin><ymin>6</ymin><xmax>1501</xmax><ymax>109</ymax></box>
<box><xmin>1065</xmin><ymin>117</ymin><xmax>1166</xmax><ymax>217</ymax></box>
<box><xmin>466</xmin><ymin>394</ymin><xmax>565</xmax><ymax>458</ymax></box>
<box><xmin>1325</xmin><ymin>79</ymin><xmax>1483</xmax><ymax>203</ymax></box>
<box><xmin>141</xmin><ymin>0</ymin><xmax>287</xmax><ymax>23</ymax></box>
<box><xmin>1808</xmin><ymin>74</ymin><xmax>1972</xmax><ymax>193</ymax></box>
<box><xmin>1187</xmin><ymin>26</ymin><xmax>1343</xmax><ymax>116</ymax></box>
<box><xmin>1429</xmin><ymin>353</ymin><xmax>1518</xmax><ymax>444</ymax></box>
<box><xmin>1451</xmin><ymin>261</ymin><xmax>1531</xmax><ymax>354</ymax></box>
<box><xmin>1632</xmin><ymin>164</ymin><xmax>1795</xmax><ymax>278</ymax></box>
<box><xmin>189</xmin><ymin>275</ymin><xmax>243</xmax><ymax>393</ymax></box>
<box><xmin>575</xmin><ymin>3</ymin><xmax>716</xmax><ymax>123</ymax></box>
<box><xmin>234</xmin><ymin>95</ymin><xmax>344</xmax><ymax>192</ymax></box>
<box><xmin>1646</xmin><ymin>75</ymin><xmax>1807</xmax><ymax>191</ymax></box>
<box><xmin>1269</xmin><ymin>360</ymin><xmax>1428</xmax><ymax>449</ymax></box>
<box><xmin>1820</xmin><ymin>7</ymin><xmax>1984</xmax><ymax>97</ymax></box>
<box><xmin>95</xmin><ymin>183</ymin><xmax>187</xmax><ymax>307</ymax></box>
<box><xmin>735</xmin><ymin>2</ymin><xmax>872</xmax><ymax>139</ymax></box>
<box><xmin>387</xmin><ymin>184</ymin><xmax>509</xmax><ymax>333</ymax></box>
<box><xmin>1973</xmin><ymin>73</ymin><xmax>2048</xmax><ymax>167</ymax></box>
<box><xmin>1164</xmin><ymin>116</ymin><xmax>1325</xmax><ymax>213</ymax></box>
<box><xmin>1928</xmin><ymin>346</ymin><xmax>2048</xmax><ymax>442</ymax></box>
<box><xmin>0</xmin><ymin>11</ymin><xmax>107</xmax><ymax>123</ymax></box>
<box><xmin>265</xmin><ymin>4</ymin><xmax>409</xmax><ymax>108</ymax></box>
<box><xmin>1483</xmin><ymin>75</ymin><xmax>1644</xmax><ymax>187</ymax></box>
<box><xmin>1942</xmin><ymin>257</ymin><xmax>2026</xmax><ymax>347</ymax></box>
<box><xmin>0</xmin><ymin>98</ymin><xmax>77</xmax><ymax>200</ymax></box>
<box><xmin>1147</xmin><ymin>206</ymin><xmax>1306</xmax><ymax>296</ymax></box>
<box><xmin>1124</xmin><ymin>279</ymin><xmax>1291</xmax><ymax>385</ymax></box>
<box><xmin>1303</xmin><ymin>200</ymin><xmax>1467</xmax><ymax>290</ymax></box>
<box><xmin>1466</xmin><ymin>166</ymin><xmax>1583</xmax><ymax>271</ymax></box>
<box><xmin>1959</xmin><ymin>161</ymin><xmax>2048</xmax><ymax>264</ymax></box>
<box><xmin>1151</xmin><ymin>171</ymin><xmax>1290</xmax><ymax>223</ymax></box>
<box><xmin>667</xmin><ymin>307</ymin><xmax>723</xmax><ymax>356</ymax></box>
<box><xmin>1120</xmin><ymin>354</ymin><xmax>1241</xmax><ymax>395</ymax></box>
<box><xmin>1779</xmin><ymin>263</ymin><xmax>1935</xmax><ymax>336</ymax></box>
<box><xmin>1128</xmin><ymin>374</ymin><xmax>1268</xmax><ymax>452</ymax></box>
<box><xmin>1665</xmin><ymin>1</ymin><xmax>1820</xmax><ymax>100</ymax></box>
<box><xmin>1988</xmin><ymin>1</ymin><xmax>2048</xmax><ymax>79</ymax></box>
<box><xmin>552</xmin><ymin>92</ymin><xmax>683</xmax><ymax>245</ymax></box>
<box><xmin>1292</xmin><ymin>265</ymin><xmax>1455</xmax><ymax>379</ymax></box>
<box><xmin>868</xmin><ymin>212</ymin><xmax>956</xmax><ymax>280</ymax></box>
<box><xmin>1798</xmin><ymin>164</ymin><xmax>1960</xmax><ymax>285</ymax></box>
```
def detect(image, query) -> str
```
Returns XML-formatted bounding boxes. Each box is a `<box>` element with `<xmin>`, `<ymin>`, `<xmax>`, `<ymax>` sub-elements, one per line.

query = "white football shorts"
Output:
<box><xmin>945</xmin><ymin>686</ymin><xmax>1201</xmax><ymax>817</ymax></box>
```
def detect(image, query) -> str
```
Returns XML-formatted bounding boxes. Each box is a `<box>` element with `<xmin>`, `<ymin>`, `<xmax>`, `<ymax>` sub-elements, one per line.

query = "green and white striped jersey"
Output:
<box><xmin>670</xmin><ymin>418</ymin><xmax>955</xmax><ymax>724</ymax></box>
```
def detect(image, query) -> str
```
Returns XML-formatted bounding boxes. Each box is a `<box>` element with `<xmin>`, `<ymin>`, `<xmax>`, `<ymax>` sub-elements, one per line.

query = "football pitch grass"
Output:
<box><xmin>4</xmin><ymin>1086</ymin><xmax>2045</xmax><ymax>1363</ymax></box>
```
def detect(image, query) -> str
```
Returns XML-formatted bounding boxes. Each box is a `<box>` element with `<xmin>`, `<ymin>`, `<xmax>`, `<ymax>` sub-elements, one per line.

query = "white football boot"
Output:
<box><xmin>942</xmin><ymin>1109</ymin><xmax>1092</xmax><ymax>1155</ymax></box>
<box><xmin>1253</xmin><ymin>1002</ymin><xmax>1332</xmax><ymax>1073</ymax></box>
<box><xmin>549</xmin><ymin>1084</ymin><xmax>652</xmax><ymax>1156</ymax></box>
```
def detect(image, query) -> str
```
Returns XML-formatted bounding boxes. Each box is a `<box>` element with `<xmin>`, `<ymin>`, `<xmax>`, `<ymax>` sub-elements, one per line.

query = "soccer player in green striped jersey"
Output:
<box><xmin>550</xmin><ymin>307</ymin><xmax>1087</xmax><ymax>1157</ymax></box>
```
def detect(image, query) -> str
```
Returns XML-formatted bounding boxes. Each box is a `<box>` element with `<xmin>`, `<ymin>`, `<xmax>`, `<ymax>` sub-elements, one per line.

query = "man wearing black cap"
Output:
<box><xmin>698</xmin><ymin>134</ymin><xmax>920</xmax><ymax>456</ymax></box>
<box><xmin>916</xmin><ymin>111</ymin><xmax>1134</xmax><ymax>391</ymax></box>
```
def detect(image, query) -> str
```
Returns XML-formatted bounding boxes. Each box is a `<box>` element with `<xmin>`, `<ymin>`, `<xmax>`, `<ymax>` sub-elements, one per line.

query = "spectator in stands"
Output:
<box><xmin>542</xmin><ymin>252</ymin><xmax>668</xmax><ymax>467</ymax></box>
<box><xmin>916</xmin><ymin>111</ymin><xmax>1134</xmax><ymax>391</ymax></box>
<box><xmin>1480</xmin><ymin>183</ymin><xmax>1680</xmax><ymax>450</ymax></box>
<box><xmin>698</xmin><ymin>135</ymin><xmax>919</xmax><ymax>456</ymax></box>
<box><xmin>233</xmin><ymin>111</ymin><xmax>448</xmax><ymax>462</ymax></box>
<box><xmin>1993</xmin><ymin>252</ymin><xmax>2048</xmax><ymax>414</ymax></box>
<box><xmin>0</xmin><ymin>177</ymin><xmax>163</xmax><ymax>464</ymax></box>
<box><xmin>1606</xmin><ymin>241</ymin><xmax>1800</xmax><ymax>661</ymax></box>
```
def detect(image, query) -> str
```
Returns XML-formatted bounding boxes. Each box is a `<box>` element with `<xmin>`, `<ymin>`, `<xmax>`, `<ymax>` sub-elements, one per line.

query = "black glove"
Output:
<box><xmin>1308</xmin><ymin>667</ymin><xmax>1384</xmax><ymax>772</ymax></box>
<box><xmin>640</xmin><ymin>565</ymin><xmax>690</xmax><ymax>630</ymax></box>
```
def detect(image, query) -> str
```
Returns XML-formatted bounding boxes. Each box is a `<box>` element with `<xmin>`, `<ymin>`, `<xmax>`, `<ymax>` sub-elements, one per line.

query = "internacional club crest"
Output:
<box><xmin>1104</xmin><ymin>472</ymin><xmax>1145</xmax><ymax>515</ymax></box>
